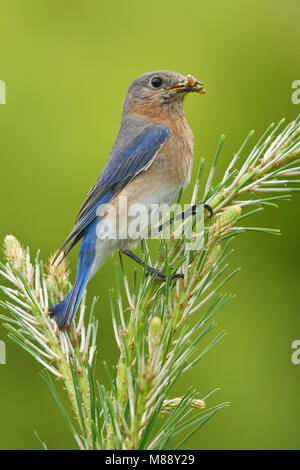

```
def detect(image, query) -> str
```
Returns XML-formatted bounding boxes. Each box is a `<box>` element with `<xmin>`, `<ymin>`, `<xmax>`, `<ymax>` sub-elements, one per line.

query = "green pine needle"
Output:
<box><xmin>0</xmin><ymin>114</ymin><xmax>299</xmax><ymax>449</ymax></box>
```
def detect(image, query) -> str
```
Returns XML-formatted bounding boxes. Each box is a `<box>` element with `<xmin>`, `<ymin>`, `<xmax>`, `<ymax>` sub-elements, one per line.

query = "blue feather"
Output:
<box><xmin>50</xmin><ymin>219</ymin><xmax>98</xmax><ymax>330</ymax></box>
<box><xmin>53</xmin><ymin>121</ymin><xmax>170</xmax><ymax>263</ymax></box>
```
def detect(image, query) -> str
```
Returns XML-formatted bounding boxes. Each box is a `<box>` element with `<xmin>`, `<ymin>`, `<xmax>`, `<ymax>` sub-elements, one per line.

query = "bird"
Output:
<box><xmin>50</xmin><ymin>70</ymin><xmax>207</xmax><ymax>330</ymax></box>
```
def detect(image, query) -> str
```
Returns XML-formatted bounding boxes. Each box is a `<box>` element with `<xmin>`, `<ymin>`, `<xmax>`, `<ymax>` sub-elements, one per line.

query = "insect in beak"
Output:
<box><xmin>165</xmin><ymin>75</ymin><xmax>206</xmax><ymax>94</ymax></box>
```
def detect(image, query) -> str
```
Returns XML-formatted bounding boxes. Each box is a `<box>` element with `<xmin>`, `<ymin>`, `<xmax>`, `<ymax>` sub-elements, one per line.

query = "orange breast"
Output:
<box><xmin>132</xmin><ymin>101</ymin><xmax>194</xmax><ymax>189</ymax></box>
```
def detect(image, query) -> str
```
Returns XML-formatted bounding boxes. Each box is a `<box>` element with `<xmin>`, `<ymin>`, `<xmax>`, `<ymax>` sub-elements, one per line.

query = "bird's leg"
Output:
<box><xmin>120</xmin><ymin>249</ymin><xmax>183</xmax><ymax>282</ymax></box>
<box><xmin>120</xmin><ymin>203</ymin><xmax>212</xmax><ymax>281</ymax></box>
<box><xmin>158</xmin><ymin>201</ymin><xmax>213</xmax><ymax>232</ymax></box>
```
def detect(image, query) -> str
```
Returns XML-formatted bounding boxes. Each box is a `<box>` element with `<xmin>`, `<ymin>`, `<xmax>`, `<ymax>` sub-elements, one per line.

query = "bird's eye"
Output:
<box><xmin>150</xmin><ymin>76</ymin><xmax>163</xmax><ymax>88</ymax></box>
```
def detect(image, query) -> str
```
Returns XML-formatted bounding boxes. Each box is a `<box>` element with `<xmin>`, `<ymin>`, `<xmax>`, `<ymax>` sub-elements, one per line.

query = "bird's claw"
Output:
<box><xmin>171</xmin><ymin>272</ymin><xmax>185</xmax><ymax>281</ymax></box>
<box><xmin>204</xmin><ymin>203</ymin><xmax>213</xmax><ymax>218</ymax></box>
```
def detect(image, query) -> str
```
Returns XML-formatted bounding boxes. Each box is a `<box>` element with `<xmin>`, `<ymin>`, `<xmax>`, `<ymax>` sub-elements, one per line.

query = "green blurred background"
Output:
<box><xmin>0</xmin><ymin>0</ymin><xmax>299</xmax><ymax>450</ymax></box>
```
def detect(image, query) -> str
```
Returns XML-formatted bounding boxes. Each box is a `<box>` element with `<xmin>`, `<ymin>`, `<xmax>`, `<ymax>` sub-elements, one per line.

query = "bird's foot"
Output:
<box><xmin>203</xmin><ymin>203</ymin><xmax>213</xmax><ymax>218</ymax></box>
<box><xmin>158</xmin><ymin>201</ymin><xmax>213</xmax><ymax>232</ymax></box>
<box><xmin>145</xmin><ymin>265</ymin><xmax>184</xmax><ymax>282</ymax></box>
<box><xmin>121</xmin><ymin>249</ymin><xmax>184</xmax><ymax>282</ymax></box>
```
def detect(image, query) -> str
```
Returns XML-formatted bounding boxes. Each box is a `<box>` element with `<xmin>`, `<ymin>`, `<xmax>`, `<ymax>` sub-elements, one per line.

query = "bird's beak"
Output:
<box><xmin>165</xmin><ymin>75</ymin><xmax>206</xmax><ymax>94</ymax></box>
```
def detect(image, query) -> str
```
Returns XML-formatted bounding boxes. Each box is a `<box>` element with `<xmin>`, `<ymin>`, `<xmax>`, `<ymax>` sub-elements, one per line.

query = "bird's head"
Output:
<box><xmin>123</xmin><ymin>70</ymin><xmax>206</xmax><ymax>118</ymax></box>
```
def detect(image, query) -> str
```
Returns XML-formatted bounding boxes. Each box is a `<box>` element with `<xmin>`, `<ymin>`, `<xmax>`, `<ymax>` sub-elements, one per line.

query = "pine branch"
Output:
<box><xmin>0</xmin><ymin>114</ymin><xmax>299</xmax><ymax>449</ymax></box>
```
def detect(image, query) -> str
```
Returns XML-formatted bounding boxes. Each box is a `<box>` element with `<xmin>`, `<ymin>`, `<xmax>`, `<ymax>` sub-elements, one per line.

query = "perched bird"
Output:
<box><xmin>50</xmin><ymin>70</ymin><xmax>206</xmax><ymax>330</ymax></box>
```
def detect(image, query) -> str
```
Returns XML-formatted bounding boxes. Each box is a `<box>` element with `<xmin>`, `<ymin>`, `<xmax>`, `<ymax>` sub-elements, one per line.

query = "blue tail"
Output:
<box><xmin>50</xmin><ymin>221</ymin><xmax>97</xmax><ymax>330</ymax></box>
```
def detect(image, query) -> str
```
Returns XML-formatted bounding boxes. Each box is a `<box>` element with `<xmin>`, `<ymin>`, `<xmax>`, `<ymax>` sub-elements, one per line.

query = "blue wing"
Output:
<box><xmin>54</xmin><ymin>119</ymin><xmax>171</xmax><ymax>263</ymax></box>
